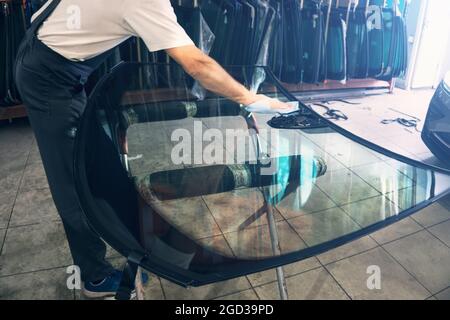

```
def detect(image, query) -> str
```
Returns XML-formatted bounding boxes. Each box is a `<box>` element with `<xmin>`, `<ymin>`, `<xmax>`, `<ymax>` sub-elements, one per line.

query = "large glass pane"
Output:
<box><xmin>75</xmin><ymin>63</ymin><xmax>450</xmax><ymax>286</ymax></box>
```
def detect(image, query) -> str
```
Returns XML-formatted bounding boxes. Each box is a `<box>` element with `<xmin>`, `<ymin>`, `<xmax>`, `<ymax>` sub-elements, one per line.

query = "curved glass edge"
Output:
<box><xmin>75</xmin><ymin>62</ymin><xmax>450</xmax><ymax>287</ymax></box>
<box><xmin>266</xmin><ymin>68</ymin><xmax>450</xmax><ymax>176</ymax></box>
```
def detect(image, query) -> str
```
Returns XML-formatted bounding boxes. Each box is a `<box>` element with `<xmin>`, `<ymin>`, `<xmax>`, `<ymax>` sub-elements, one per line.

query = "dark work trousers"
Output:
<box><xmin>14</xmin><ymin>0</ymin><xmax>114</xmax><ymax>282</ymax></box>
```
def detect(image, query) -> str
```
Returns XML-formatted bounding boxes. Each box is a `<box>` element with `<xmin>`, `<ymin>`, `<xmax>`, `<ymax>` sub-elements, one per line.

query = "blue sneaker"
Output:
<box><xmin>82</xmin><ymin>269</ymin><xmax>149</xmax><ymax>299</ymax></box>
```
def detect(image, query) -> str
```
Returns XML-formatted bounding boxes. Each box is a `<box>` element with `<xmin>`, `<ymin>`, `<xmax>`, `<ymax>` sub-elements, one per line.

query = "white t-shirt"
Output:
<box><xmin>33</xmin><ymin>0</ymin><xmax>194</xmax><ymax>61</ymax></box>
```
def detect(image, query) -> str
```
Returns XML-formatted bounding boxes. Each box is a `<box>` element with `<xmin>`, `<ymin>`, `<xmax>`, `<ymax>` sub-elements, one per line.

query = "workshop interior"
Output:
<box><xmin>1</xmin><ymin>0</ymin><xmax>450</xmax><ymax>301</ymax></box>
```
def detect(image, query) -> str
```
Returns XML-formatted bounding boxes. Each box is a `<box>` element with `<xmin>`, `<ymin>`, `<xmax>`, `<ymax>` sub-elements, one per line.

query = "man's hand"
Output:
<box><xmin>252</xmin><ymin>95</ymin><xmax>295</xmax><ymax>112</ymax></box>
<box><xmin>166</xmin><ymin>45</ymin><xmax>291</xmax><ymax>112</ymax></box>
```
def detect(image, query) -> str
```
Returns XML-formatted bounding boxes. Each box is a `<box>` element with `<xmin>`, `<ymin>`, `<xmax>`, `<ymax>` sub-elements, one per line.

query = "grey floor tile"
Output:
<box><xmin>315</xmin><ymin>169</ymin><xmax>380</xmax><ymax>206</ymax></box>
<box><xmin>435</xmin><ymin>287</ymin><xmax>450</xmax><ymax>300</ymax></box>
<box><xmin>339</xmin><ymin>195</ymin><xmax>400</xmax><ymax>228</ymax></box>
<box><xmin>19</xmin><ymin>162</ymin><xmax>48</xmax><ymax>192</ymax></box>
<box><xmin>0</xmin><ymin>150</ymin><xmax>29</xmax><ymax>179</ymax></box>
<box><xmin>352</xmin><ymin>162</ymin><xmax>414</xmax><ymax>195</ymax></box>
<box><xmin>385</xmin><ymin>185</ymin><xmax>430</xmax><ymax>211</ymax></box>
<box><xmin>224</xmin><ymin>220</ymin><xmax>306</xmax><ymax>259</ymax></box>
<box><xmin>143</xmin><ymin>276</ymin><xmax>166</xmax><ymax>300</ymax></box>
<box><xmin>161</xmin><ymin>277</ymin><xmax>251</xmax><ymax>300</ymax></box>
<box><xmin>215</xmin><ymin>289</ymin><xmax>259</xmax><ymax>300</ymax></box>
<box><xmin>152</xmin><ymin>197</ymin><xmax>222</xmax><ymax>240</ymax></box>
<box><xmin>9</xmin><ymin>188</ymin><xmax>59</xmax><ymax>227</ymax></box>
<box><xmin>105</xmin><ymin>244</ymin><xmax>123</xmax><ymax>259</ymax></box>
<box><xmin>276</xmin><ymin>186</ymin><xmax>337</xmax><ymax>219</ymax></box>
<box><xmin>371</xmin><ymin>217</ymin><xmax>423</xmax><ymax>245</ymax></box>
<box><xmin>0</xmin><ymin>192</ymin><xmax>15</xmax><ymax>229</ymax></box>
<box><xmin>412</xmin><ymin>203</ymin><xmax>450</xmax><ymax>228</ymax></box>
<box><xmin>317</xmin><ymin>236</ymin><xmax>379</xmax><ymax>265</ymax></box>
<box><xmin>428</xmin><ymin>220</ymin><xmax>450</xmax><ymax>247</ymax></box>
<box><xmin>327</xmin><ymin>144</ymin><xmax>382</xmax><ymax>168</ymax></box>
<box><xmin>327</xmin><ymin>247</ymin><xmax>429</xmax><ymax>300</ymax></box>
<box><xmin>0</xmin><ymin>171</ymin><xmax>22</xmax><ymax>201</ymax></box>
<box><xmin>196</xmin><ymin>235</ymin><xmax>234</xmax><ymax>257</ymax></box>
<box><xmin>255</xmin><ymin>267</ymin><xmax>348</xmax><ymax>300</ymax></box>
<box><xmin>106</xmin><ymin>256</ymin><xmax>128</xmax><ymax>270</ymax></box>
<box><xmin>0</xmin><ymin>267</ymin><xmax>74</xmax><ymax>300</ymax></box>
<box><xmin>287</xmin><ymin>207</ymin><xmax>360</xmax><ymax>247</ymax></box>
<box><xmin>203</xmin><ymin>188</ymin><xmax>283</xmax><ymax>234</ymax></box>
<box><xmin>246</xmin><ymin>257</ymin><xmax>321</xmax><ymax>287</ymax></box>
<box><xmin>440</xmin><ymin>195</ymin><xmax>450</xmax><ymax>209</ymax></box>
<box><xmin>27</xmin><ymin>146</ymin><xmax>42</xmax><ymax>165</ymax></box>
<box><xmin>0</xmin><ymin>229</ymin><xmax>5</xmax><ymax>251</ymax></box>
<box><xmin>0</xmin><ymin>222</ymin><xmax>72</xmax><ymax>276</ymax></box>
<box><xmin>383</xmin><ymin>230</ymin><xmax>450</xmax><ymax>294</ymax></box>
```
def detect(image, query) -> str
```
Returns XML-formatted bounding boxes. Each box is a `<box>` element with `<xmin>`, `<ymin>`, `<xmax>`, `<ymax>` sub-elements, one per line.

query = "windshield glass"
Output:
<box><xmin>76</xmin><ymin>63</ymin><xmax>450</xmax><ymax>285</ymax></box>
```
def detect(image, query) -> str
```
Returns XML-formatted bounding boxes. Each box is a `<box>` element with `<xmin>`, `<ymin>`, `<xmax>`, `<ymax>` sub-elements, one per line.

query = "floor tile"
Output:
<box><xmin>0</xmin><ymin>150</ymin><xmax>29</xmax><ymax>180</ymax></box>
<box><xmin>315</xmin><ymin>169</ymin><xmax>380</xmax><ymax>206</ymax></box>
<box><xmin>340</xmin><ymin>195</ymin><xmax>400</xmax><ymax>228</ymax></box>
<box><xmin>19</xmin><ymin>162</ymin><xmax>48</xmax><ymax>192</ymax></box>
<box><xmin>325</xmin><ymin>142</ymin><xmax>382</xmax><ymax>168</ymax></box>
<box><xmin>435</xmin><ymin>287</ymin><xmax>450</xmax><ymax>300</ymax></box>
<box><xmin>0</xmin><ymin>267</ymin><xmax>74</xmax><ymax>300</ymax></box>
<box><xmin>371</xmin><ymin>217</ymin><xmax>423</xmax><ymax>245</ymax></box>
<box><xmin>440</xmin><ymin>195</ymin><xmax>450</xmax><ymax>209</ymax></box>
<box><xmin>0</xmin><ymin>222</ymin><xmax>72</xmax><ymax>276</ymax></box>
<box><xmin>105</xmin><ymin>244</ymin><xmax>123</xmax><ymax>259</ymax></box>
<box><xmin>0</xmin><ymin>192</ymin><xmax>15</xmax><ymax>229</ymax></box>
<box><xmin>352</xmin><ymin>162</ymin><xmax>414</xmax><ymax>194</ymax></box>
<box><xmin>317</xmin><ymin>236</ymin><xmax>379</xmax><ymax>265</ymax></box>
<box><xmin>275</xmin><ymin>185</ymin><xmax>337</xmax><ymax>219</ymax></box>
<box><xmin>287</xmin><ymin>207</ymin><xmax>360</xmax><ymax>247</ymax></box>
<box><xmin>142</xmin><ymin>275</ymin><xmax>165</xmax><ymax>300</ymax></box>
<box><xmin>0</xmin><ymin>171</ymin><xmax>22</xmax><ymax>200</ymax></box>
<box><xmin>161</xmin><ymin>277</ymin><xmax>251</xmax><ymax>300</ymax></box>
<box><xmin>215</xmin><ymin>289</ymin><xmax>259</xmax><ymax>300</ymax></box>
<box><xmin>203</xmin><ymin>188</ymin><xmax>282</xmax><ymax>234</ymax></box>
<box><xmin>428</xmin><ymin>220</ymin><xmax>450</xmax><ymax>247</ymax></box>
<box><xmin>385</xmin><ymin>185</ymin><xmax>431</xmax><ymax>211</ymax></box>
<box><xmin>152</xmin><ymin>197</ymin><xmax>222</xmax><ymax>240</ymax></box>
<box><xmin>196</xmin><ymin>235</ymin><xmax>234</xmax><ymax>257</ymax></box>
<box><xmin>106</xmin><ymin>256</ymin><xmax>128</xmax><ymax>270</ymax></box>
<box><xmin>27</xmin><ymin>147</ymin><xmax>42</xmax><ymax>165</ymax></box>
<box><xmin>0</xmin><ymin>229</ymin><xmax>5</xmax><ymax>251</ymax></box>
<box><xmin>412</xmin><ymin>203</ymin><xmax>450</xmax><ymax>228</ymax></box>
<box><xmin>384</xmin><ymin>159</ymin><xmax>427</xmax><ymax>181</ymax></box>
<box><xmin>255</xmin><ymin>267</ymin><xmax>348</xmax><ymax>300</ymax></box>
<box><xmin>246</xmin><ymin>257</ymin><xmax>321</xmax><ymax>287</ymax></box>
<box><xmin>383</xmin><ymin>230</ymin><xmax>450</xmax><ymax>294</ymax></box>
<box><xmin>224</xmin><ymin>220</ymin><xmax>306</xmax><ymax>259</ymax></box>
<box><xmin>327</xmin><ymin>247</ymin><xmax>430</xmax><ymax>300</ymax></box>
<box><xmin>9</xmin><ymin>188</ymin><xmax>59</xmax><ymax>227</ymax></box>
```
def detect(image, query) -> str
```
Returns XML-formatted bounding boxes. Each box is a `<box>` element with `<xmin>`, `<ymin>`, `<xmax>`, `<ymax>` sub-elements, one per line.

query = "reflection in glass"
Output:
<box><xmin>75</xmin><ymin>63</ymin><xmax>450</xmax><ymax>285</ymax></box>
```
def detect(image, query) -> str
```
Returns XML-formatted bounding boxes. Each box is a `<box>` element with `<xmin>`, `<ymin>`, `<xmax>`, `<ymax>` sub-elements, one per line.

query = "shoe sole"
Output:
<box><xmin>82</xmin><ymin>288</ymin><xmax>137</xmax><ymax>300</ymax></box>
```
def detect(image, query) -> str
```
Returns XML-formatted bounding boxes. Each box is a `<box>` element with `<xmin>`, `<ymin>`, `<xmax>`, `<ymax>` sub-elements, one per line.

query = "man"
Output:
<box><xmin>15</xmin><ymin>0</ymin><xmax>292</xmax><ymax>298</ymax></box>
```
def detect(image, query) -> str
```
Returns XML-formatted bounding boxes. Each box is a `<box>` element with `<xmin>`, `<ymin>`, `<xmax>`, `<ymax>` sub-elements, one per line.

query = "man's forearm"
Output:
<box><xmin>166</xmin><ymin>45</ymin><xmax>291</xmax><ymax>111</ymax></box>
<box><xmin>188</xmin><ymin>56</ymin><xmax>257</xmax><ymax>105</ymax></box>
<box><xmin>166</xmin><ymin>46</ymin><xmax>256</xmax><ymax>105</ymax></box>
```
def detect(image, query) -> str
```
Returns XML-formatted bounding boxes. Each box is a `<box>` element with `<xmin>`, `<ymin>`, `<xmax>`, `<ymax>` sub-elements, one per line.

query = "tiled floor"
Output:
<box><xmin>1</xmin><ymin>89</ymin><xmax>450</xmax><ymax>300</ymax></box>
<box><xmin>309</xmin><ymin>89</ymin><xmax>442</xmax><ymax>166</ymax></box>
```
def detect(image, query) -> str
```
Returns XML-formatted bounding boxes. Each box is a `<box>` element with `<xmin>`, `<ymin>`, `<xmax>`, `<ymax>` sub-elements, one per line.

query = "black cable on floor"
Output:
<box><xmin>381</xmin><ymin>118</ymin><xmax>422</xmax><ymax>132</ymax></box>
<box><xmin>314</xmin><ymin>103</ymin><xmax>349</xmax><ymax>121</ymax></box>
<box><xmin>381</xmin><ymin>108</ymin><xmax>422</xmax><ymax>133</ymax></box>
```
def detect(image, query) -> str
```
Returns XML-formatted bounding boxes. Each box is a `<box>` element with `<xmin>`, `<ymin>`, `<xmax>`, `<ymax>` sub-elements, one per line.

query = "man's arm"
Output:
<box><xmin>166</xmin><ymin>45</ymin><xmax>291</xmax><ymax>110</ymax></box>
